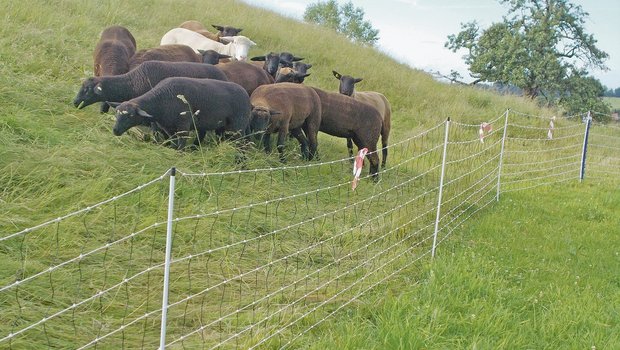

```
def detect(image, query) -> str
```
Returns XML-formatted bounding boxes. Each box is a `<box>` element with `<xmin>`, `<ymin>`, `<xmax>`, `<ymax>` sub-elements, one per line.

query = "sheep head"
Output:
<box><xmin>333</xmin><ymin>70</ymin><xmax>363</xmax><ymax>97</ymax></box>
<box><xmin>212</xmin><ymin>25</ymin><xmax>243</xmax><ymax>37</ymax></box>
<box><xmin>73</xmin><ymin>77</ymin><xmax>105</xmax><ymax>109</ymax></box>
<box><xmin>109</xmin><ymin>102</ymin><xmax>154</xmax><ymax>136</ymax></box>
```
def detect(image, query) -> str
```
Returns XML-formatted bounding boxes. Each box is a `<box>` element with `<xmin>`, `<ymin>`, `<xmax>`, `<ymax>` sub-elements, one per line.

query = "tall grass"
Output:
<box><xmin>0</xmin><ymin>0</ymin><xmax>617</xmax><ymax>349</ymax></box>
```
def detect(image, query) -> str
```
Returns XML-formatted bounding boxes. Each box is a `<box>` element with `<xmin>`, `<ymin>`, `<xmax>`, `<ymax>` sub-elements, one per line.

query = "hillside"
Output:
<box><xmin>0</xmin><ymin>0</ymin><xmax>546</xmax><ymax>223</ymax></box>
<box><xmin>4</xmin><ymin>0</ymin><xmax>612</xmax><ymax>349</ymax></box>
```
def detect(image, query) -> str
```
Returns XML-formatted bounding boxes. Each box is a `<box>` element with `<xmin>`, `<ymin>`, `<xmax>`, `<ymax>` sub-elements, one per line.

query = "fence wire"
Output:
<box><xmin>1</xmin><ymin>110</ymin><xmax>618</xmax><ymax>349</ymax></box>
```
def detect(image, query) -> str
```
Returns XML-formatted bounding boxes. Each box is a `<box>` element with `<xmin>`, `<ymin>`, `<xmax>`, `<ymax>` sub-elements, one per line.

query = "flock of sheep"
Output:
<box><xmin>73</xmin><ymin>21</ymin><xmax>391</xmax><ymax>178</ymax></box>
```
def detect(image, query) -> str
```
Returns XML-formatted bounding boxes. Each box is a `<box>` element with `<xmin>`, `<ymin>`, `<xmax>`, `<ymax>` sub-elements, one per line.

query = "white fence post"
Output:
<box><xmin>432</xmin><ymin>118</ymin><xmax>450</xmax><ymax>258</ymax></box>
<box><xmin>159</xmin><ymin>167</ymin><xmax>177</xmax><ymax>350</ymax></box>
<box><xmin>496</xmin><ymin>109</ymin><xmax>510</xmax><ymax>201</ymax></box>
<box><xmin>579</xmin><ymin>111</ymin><xmax>592</xmax><ymax>182</ymax></box>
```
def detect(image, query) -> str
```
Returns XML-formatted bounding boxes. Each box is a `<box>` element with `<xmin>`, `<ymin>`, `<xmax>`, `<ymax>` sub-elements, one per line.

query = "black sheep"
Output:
<box><xmin>108</xmin><ymin>77</ymin><xmax>251</xmax><ymax>150</ymax></box>
<box><xmin>73</xmin><ymin>61</ymin><xmax>228</xmax><ymax>110</ymax></box>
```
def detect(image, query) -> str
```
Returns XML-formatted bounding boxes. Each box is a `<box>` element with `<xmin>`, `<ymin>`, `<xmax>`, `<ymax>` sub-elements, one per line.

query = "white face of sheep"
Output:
<box><xmin>221</xmin><ymin>36</ymin><xmax>256</xmax><ymax>61</ymax></box>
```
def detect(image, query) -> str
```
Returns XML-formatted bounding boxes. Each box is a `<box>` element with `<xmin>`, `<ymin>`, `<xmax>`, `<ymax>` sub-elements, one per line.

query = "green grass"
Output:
<box><xmin>604</xmin><ymin>97</ymin><xmax>620</xmax><ymax>110</ymax></box>
<box><xmin>294</xmin><ymin>183</ymin><xmax>620</xmax><ymax>349</ymax></box>
<box><xmin>0</xmin><ymin>0</ymin><xmax>618</xmax><ymax>349</ymax></box>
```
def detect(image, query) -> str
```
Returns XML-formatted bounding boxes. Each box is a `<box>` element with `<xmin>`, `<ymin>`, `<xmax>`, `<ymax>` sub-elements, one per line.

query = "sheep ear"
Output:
<box><xmin>292</xmin><ymin>56</ymin><xmax>304</xmax><ymax>61</ymax></box>
<box><xmin>332</xmin><ymin>71</ymin><xmax>342</xmax><ymax>80</ymax></box>
<box><xmin>136</xmin><ymin>108</ymin><xmax>153</xmax><ymax>118</ymax></box>
<box><xmin>107</xmin><ymin>101</ymin><xmax>121</xmax><ymax>109</ymax></box>
<box><xmin>212</xmin><ymin>24</ymin><xmax>224</xmax><ymax>31</ymax></box>
<box><xmin>250</xmin><ymin>56</ymin><xmax>266</xmax><ymax>62</ymax></box>
<box><xmin>355</xmin><ymin>78</ymin><xmax>363</xmax><ymax>83</ymax></box>
<box><xmin>306</xmin><ymin>64</ymin><xmax>313</xmax><ymax>69</ymax></box>
<box><xmin>197</xmin><ymin>49</ymin><xmax>205</xmax><ymax>55</ymax></box>
<box><xmin>299</xmin><ymin>73</ymin><xmax>311</xmax><ymax>78</ymax></box>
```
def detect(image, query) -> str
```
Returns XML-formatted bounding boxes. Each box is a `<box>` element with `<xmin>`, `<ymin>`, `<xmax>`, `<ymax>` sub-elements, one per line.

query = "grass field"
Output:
<box><xmin>0</xmin><ymin>0</ymin><xmax>618</xmax><ymax>348</ymax></box>
<box><xmin>604</xmin><ymin>97</ymin><xmax>620</xmax><ymax>110</ymax></box>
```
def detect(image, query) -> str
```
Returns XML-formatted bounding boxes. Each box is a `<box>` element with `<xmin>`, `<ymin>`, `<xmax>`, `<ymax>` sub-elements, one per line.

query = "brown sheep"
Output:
<box><xmin>218</xmin><ymin>61</ymin><xmax>274</xmax><ymax>97</ymax></box>
<box><xmin>332</xmin><ymin>71</ymin><xmax>392</xmax><ymax>168</ymax></box>
<box><xmin>93</xmin><ymin>25</ymin><xmax>137</xmax><ymax>113</ymax></box>
<box><xmin>311</xmin><ymin>87</ymin><xmax>383</xmax><ymax>179</ymax></box>
<box><xmin>129</xmin><ymin>44</ymin><xmax>201</xmax><ymax>69</ymax></box>
<box><xmin>249</xmin><ymin>83</ymin><xmax>321</xmax><ymax>161</ymax></box>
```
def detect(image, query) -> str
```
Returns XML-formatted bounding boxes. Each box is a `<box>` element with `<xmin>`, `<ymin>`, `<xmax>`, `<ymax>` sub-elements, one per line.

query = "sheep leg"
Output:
<box><xmin>346</xmin><ymin>138</ymin><xmax>354</xmax><ymax>162</ymax></box>
<box><xmin>261</xmin><ymin>133</ymin><xmax>272</xmax><ymax>153</ymax></box>
<box><xmin>100</xmin><ymin>102</ymin><xmax>110</xmax><ymax>114</ymax></box>
<box><xmin>301</xmin><ymin>123</ymin><xmax>318</xmax><ymax>160</ymax></box>
<box><xmin>276</xmin><ymin>127</ymin><xmax>289</xmax><ymax>163</ymax></box>
<box><xmin>193</xmin><ymin>128</ymin><xmax>208</xmax><ymax>148</ymax></box>
<box><xmin>381</xmin><ymin>134</ymin><xmax>388</xmax><ymax>168</ymax></box>
<box><xmin>366</xmin><ymin>151</ymin><xmax>380</xmax><ymax>182</ymax></box>
<box><xmin>290</xmin><ymin>128</ymin><xmax>310</xmax><ymax>160</ymax></box>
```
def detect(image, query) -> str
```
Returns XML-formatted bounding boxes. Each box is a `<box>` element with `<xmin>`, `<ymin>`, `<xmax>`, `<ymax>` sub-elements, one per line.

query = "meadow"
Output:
<box><xmin>0</xmin><ymin>0</ymin><xmax>618</xmax><ymax>348</ymax></box>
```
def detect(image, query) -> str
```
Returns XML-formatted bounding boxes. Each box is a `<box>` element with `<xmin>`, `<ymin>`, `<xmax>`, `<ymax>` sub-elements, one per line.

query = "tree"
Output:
<box><xmin>304</xmin><ymin>0</ymin><xmax>379</xmax><ymax>46</ymax></box>
<box><xmin>558</xmin><ymin>70</ymin><xmax>610</xmax><ymax>118</ymax></box>
<box><xmin>445</xmin><ymin>0</ymin><xmax>609</xmax><ymax>117</ymax></box>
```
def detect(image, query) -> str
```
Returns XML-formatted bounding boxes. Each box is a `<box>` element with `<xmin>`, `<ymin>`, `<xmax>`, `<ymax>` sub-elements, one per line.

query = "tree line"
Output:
<box><xmin>303</xmin><ymin>0</ymin><xmax>612</xmax><ymax>121</ymax></box>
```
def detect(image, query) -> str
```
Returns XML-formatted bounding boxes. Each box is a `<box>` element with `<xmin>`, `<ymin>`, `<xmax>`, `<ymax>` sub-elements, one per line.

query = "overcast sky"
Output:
<box><xmin>240</xmin><ymin>0</ymin><xmax>619</xmax><ymax>88</ymax></box>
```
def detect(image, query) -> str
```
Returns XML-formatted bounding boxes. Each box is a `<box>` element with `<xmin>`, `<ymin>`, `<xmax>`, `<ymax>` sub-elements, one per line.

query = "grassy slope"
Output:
<box><xmin>0</xmin><ymin>0</ymin><xmax>544</xmax><ymax>229</ymax></box>
<box><xmin>1</xmin><ymin>0</ymin><xmax>617</xmax><ymax>348</ymax></box>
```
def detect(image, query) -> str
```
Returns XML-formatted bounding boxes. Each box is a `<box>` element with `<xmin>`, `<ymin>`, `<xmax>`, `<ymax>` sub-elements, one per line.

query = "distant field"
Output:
<box><xmin>604</xmin><ymin>97</ymin><xmax>620</xmax><ymax>109</ymax></box>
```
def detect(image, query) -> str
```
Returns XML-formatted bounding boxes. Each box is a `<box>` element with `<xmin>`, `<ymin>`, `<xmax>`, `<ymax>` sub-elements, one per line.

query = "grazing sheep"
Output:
<box><xmin>160</xmin><ymin>28</ymin><xmax>255</xmax><ymax>61</ymax></box>
<box><xmin>333</xmin><ymin>71</ymin><xmax>392</xmax><ymax>168</ymax></box>
<box><xmin>93</xmin><ymin>25</ymin><xmax>137</xmax><ymax>113</ymax></box>
<box><xmin>129</xmin><ymin>44</ymin><xmax>201</xmax><ymax>69</ymax></box>
<box><xmin>218</xmin><ymin>61</ymin><xmax>274</xmax><ymax>96</ymax></box>
<box><xmin>73</xmin><ymin>61</ymin><xmax>228</xmax><ymax>109</ymax></box>
<box><xmin>109</xmin><ymin>77</ymin><xmax>251</xmax><ymax>149</ymax></box>
<box><xmin>311</xmin><ymin>87</ymin><xmax>383</xmax><ymax>179</ymax></box>
<box><xmin>249</xmin><ymin>83</ymin><xmax>321</xmax><ymax>161</ymax></box>
<box><xmin>274</xmin><ymin>67</ymin><xmax>311</xmax><ymax>83</ymax></box>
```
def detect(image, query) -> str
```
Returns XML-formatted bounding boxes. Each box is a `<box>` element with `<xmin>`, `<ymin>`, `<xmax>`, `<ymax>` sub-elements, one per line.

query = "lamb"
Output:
<box><xmin>249</xmin><ymin>83</ymin><xmax>321</xmax><ymax>161</ymax></box>
<box><xmin>333</xmin><ymin>71</ymin><xmax>392</xmax><ymax>168</ymax></box>
<box><xmin>73</xmin><ymin>61</ymin><xmax>228</xmax><ymax>109</ymax></box>
<box><xmin>311</xmin><ymin>87</ymin><xmax>383</xmax><ymax>179</ymax></box>
<box><xmin>179</xmin><ymin>21</ymin><xmax>243</xmax><ymax>42</ymax></box>
<box><xmin>217</xmin><ymin>61</ymin><xmax>274</xmax><ymax>97</ymax></box>
<box><xmin>129</xmin><ymin>44</ymin><xmax>201</xmax><ymax>69</ymax></box>
<box><xmin>93</xmin><ymin>25</ymin><xmax>137</xmax><ymax>113</ymax></box>
<box><xmin>160</xmin><ymin>28</ymin><xmax>256</xmax><ymax>61</ymax></box>
<box><xmin>109</xmin><ymin>77</ymin><xmax>251</xmax><ymax>150</ymax></box>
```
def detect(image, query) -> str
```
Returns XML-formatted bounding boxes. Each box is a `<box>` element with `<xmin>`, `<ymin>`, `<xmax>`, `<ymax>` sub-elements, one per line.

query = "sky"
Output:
<box><xmin>239</xmin><ymin>0</ymin><xmax>620</xmax><ymax>89</ymax></box>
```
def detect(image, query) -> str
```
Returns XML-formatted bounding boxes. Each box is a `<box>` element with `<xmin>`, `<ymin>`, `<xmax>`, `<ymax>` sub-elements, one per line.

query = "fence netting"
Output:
<box><xmin>1</xmin><ymin>110</ymin><xmax>617</xmax><ymax>349</ymax></box>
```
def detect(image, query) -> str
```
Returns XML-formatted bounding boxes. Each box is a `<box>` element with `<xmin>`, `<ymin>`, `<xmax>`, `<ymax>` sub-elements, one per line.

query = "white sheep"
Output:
<box><xmin>160</xmin><ymin>28</ymin><xmax>256</xmax><ymax>61</ymax></box>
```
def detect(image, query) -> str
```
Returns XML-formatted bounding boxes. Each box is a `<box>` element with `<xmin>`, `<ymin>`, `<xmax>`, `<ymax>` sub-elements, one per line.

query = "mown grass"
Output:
<box><xmin>0</xmin><ymin>0</ymin><xmax>618</xmax><ymax>349</ymax></box>
<box><xmin>296</xmin><ymin>182</ymin><xmax>620</xmax><ymax>349</ymax></box>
